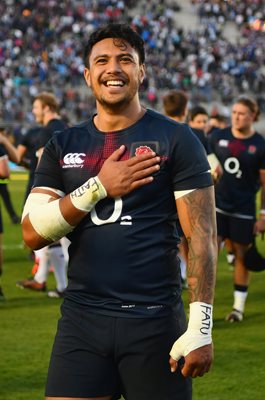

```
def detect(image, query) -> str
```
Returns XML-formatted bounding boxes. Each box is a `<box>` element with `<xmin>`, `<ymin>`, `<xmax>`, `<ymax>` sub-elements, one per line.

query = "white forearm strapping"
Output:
<box><xmin>24</xmin><ymin>177</ymin><xmax>107</xmax><ymax>242</ymax></box>
<box><xmin>28</xmin><ymin>199</ymin><xmax>74</xmax><ymax>242</ymax></box>
<box><xmin>170</xmin><ymin>302</ymin><xmax>213</xmax><ymax>360</ymax></box>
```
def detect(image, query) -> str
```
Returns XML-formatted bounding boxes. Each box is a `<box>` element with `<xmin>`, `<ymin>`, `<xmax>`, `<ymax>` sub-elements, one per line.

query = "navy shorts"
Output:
<box><xmin>216</xmin><ymin>211</ymin><xmax>254</xmax><ymax>245</ymax></box>
<box><xmin>176</xmin><ymin>218</ymin><xmax>184</xmax><ymax>238</ymax></box>
<box><xmin>45</xmin><ymin>300</ymin><xmax>192</xmax><ymax>400</ymax></box>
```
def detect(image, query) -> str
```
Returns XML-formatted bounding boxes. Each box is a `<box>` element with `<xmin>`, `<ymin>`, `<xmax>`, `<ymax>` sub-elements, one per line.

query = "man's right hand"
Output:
<box><xmin>98</xmin><ymin>145</ymin><xmax>160</xmax><ymax>198</ymax></box>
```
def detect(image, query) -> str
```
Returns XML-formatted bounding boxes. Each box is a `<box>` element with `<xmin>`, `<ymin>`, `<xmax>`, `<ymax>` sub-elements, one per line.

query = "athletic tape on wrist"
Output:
<box><xmin>24</xmin><ymin>177</ymin><xmax>106</xmax><ymax>242</ymax></box>
<box><xmin>70</xmin><ymin>176</ymin><xmax>107</xmax><ymax>212</ymax></box>
<box><xmin>207</xmin><ymin>153</ymin><xmax>220</xmax><ymax>174</ymax></box>
<box><xmin>259</xmin><ymin>209</ymin><xmax>265</xmax><ymax>219</ymax></box>
<box><xmin>170</xmin><ymin>302</ymin><xmax>213</xmax><ymax>360</ymax></box>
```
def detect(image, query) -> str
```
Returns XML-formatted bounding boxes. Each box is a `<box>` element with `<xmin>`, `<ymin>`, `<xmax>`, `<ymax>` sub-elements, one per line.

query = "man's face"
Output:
<box><xmin>32</xmin><ymin>99</ymin><xmax>45</xmax><ymax>124</ymax></box>
<box><xmin>231</xmin><ymin>103</ymin><xmax>254</xmax><ymax>132</ymax></box>
<box><xmin>84</xmin><ymin>38</ymin><xmax>145</xmax><ymax>110</ymax></box>
<box><xmin>190</xmin><ymin>114</ymin><xmax>209</xmax><ymax>132</ymax></box>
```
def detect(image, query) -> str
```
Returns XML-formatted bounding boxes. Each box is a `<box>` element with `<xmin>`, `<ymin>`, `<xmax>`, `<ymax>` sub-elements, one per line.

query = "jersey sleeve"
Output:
<box><xmin>33</xmin><ymin>136</ymin><xmax>65</xmax><ymax>192</ymax></box>
<box><xmin>259</xmin><ymin>141</ymin><xmax>265</xmax><ymax>170</ymax></box>
<box><xmin>208</xmin><ymin>129</ymin><xmax>219</xmax><ymax>155</ymax></box>
<box><xmin>170</xmin><ymin>124</ymin><xmax>213</xmax><ymax>191</ymax></box>
<box><xmin>37</xmin><ymin>126</ymin><xmax>51</xmax><ymax>150</ymax></box>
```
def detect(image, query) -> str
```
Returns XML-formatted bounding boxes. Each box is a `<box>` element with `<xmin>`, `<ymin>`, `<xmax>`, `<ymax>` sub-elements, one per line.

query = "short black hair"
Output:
<box><xmin>83</xmin><ymin>23</ymin><xmax>145</xmax><ymax>67</ymax></box>
<box><xmin>189</xmin><ymin>105</ymin><xmax>208</xmax><ymax>121</ymax></box>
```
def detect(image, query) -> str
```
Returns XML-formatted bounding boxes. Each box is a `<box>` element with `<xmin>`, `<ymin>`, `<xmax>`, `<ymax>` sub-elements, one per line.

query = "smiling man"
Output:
<box><xmin>22</xmin><ymin>24</ymin><xmax>217</xmax><ymax>400</ymax></box>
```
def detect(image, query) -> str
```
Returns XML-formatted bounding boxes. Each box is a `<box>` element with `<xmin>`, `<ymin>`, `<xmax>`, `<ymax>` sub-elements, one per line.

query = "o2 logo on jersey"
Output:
<box><xmin>91</xmin><ymin>197</ymin><xmax>132</xmax><ymax>226</ymax></box>
<box><xmin>62</xmin><ymin>153</ymin><xmax>86</xmax><ymax>168</ymax></box>
<box><xmin>224</xmin><ymin>157</ymin><xmax>242</xmax><ymax>178</ymax></box>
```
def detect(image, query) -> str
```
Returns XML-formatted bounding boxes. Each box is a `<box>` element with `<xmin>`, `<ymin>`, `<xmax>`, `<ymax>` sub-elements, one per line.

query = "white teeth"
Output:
<box><xmin>106</xmin><ymin>80</ymin><xmax>124</xmax><ymax>86</ymax></box>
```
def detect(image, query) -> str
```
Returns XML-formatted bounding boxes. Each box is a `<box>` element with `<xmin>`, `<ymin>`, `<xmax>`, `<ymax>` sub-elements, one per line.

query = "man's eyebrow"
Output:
<box><xmin>92</xmin><ymin>54</ymin><xmax>109</xmax><ymax>61</ymax></box>
<box><xmin>92</xmin><ymin>53</ymin><xmax>135</xmax><ymax>61</ymax></box>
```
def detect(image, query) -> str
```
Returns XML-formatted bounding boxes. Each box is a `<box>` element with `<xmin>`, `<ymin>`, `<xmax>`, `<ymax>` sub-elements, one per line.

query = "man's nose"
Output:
<box><xmin>106</xmin><ymin>58</ymin><xmax>122</xmax><ymax>73</ymax></box>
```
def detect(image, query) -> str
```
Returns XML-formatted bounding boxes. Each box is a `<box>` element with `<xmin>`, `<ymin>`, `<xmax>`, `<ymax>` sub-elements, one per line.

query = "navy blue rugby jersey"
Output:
<box><xmin>34</xmin><ymin>109</ymin><xmax>212</xmax><ymax>317</ymax></box>
<box><xmin>190</xmin><ymin>128</ymin><xmax>211</xmax><ymax>155</ymax></box>
<box><xmin>210</xmin><ymin>127</ymin><xmax>265</xmax><ymax>216</ymax></box>
<box><xmin>37</xmin><ymin>118</ymin><xmax>67</xmax><ymax>150</ymax></box>
<box><xmin>19</xmin><ymin>126</ymin><xmax>42</xmax><ymax>175</ymax></box>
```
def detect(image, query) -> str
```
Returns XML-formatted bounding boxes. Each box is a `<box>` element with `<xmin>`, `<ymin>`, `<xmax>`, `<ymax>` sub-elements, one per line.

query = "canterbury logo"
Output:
<box><xmin>63</xmin><ymin>153</ymin><xmax>86</xmax><ymax>168</ymax></box>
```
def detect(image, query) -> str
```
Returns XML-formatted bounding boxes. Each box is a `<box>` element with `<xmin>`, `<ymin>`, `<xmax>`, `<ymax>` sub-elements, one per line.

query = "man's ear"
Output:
<box><xmin>139</xmin><ymin>64</ymin><xmax>146</xmax><ymax>84</ymax></box>
<box><xmin>84</xmin><ymin>68</ymin><xmax>91</xmax><ymax>87</ymax></box>
<box><xmin>43</xmin><ymin>104</ymin><xmax>50</xmax><ymax>114</ymax></box>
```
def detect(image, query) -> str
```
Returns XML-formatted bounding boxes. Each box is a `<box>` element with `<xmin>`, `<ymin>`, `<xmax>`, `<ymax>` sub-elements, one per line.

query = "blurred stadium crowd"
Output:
<box><xmin>0</xmin><ymin>0</ymin><xmax>264</xmax><ymax>131</ymax></box>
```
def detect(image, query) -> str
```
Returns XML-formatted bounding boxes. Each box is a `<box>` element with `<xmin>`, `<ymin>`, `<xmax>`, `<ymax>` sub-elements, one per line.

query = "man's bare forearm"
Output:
<box><xmin>179</xmin><ymin>187</ymin><xmax>217</xmax><ymax>304</ymax></box>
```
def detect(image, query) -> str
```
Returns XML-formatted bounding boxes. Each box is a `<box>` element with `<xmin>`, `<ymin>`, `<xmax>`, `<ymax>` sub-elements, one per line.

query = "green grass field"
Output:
<box><xmin>1</xmin><ymin>172</ymin><xmax>265</xmax><ymax>400</ymax></box>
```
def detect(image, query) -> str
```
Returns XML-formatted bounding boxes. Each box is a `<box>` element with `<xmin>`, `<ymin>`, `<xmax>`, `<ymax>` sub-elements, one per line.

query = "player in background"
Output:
<box><xmin>17</xmin><ymin>125</ymin><xmax>42</xmax><ymax>205</ymax></box>
<box><xmin>204</xmin><ymin>114</ymin><xmax>235</xmax><ymax>266</ymax></box>
<box><xmin>163</xmin><ymin>90</ymin><xmax>221</xmax><ymax>289</ymax></box>
<box><xmin>0</xmin><ymin>130</ymin><xmax>19</xmax><ymax>300</ymax></box>
<box><xmin>22</xmin><ymin>24</ymin><xmax>217</xmax><ymax>400</ymax></box>
<box><xmin>207</xmin><ymin>114</ymin><xmax>228</xmax><ymax>136</ymax></box>
<box><xmin>188</xmin><ymin>105</ymin><xmax>209</xmax><ymax>134</ymax></box>
<box><xmin>210</xmin><ymin>95</ymin><xmax>265</xmax><ymax>322</ymax></box>
<box><xmin>17</xmin><ymin>93</ymin><xmax>69</xmax><ymax>298</ymax></box>
<box><xmin>0</xmin><ymin>126</ymin><xmax>20</xmax><ymax>224</ymax></box>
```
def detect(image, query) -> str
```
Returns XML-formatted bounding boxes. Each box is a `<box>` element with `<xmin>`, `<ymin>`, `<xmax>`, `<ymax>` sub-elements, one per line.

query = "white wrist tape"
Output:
<box><xmin>260</xmin><ymin>209</ymin><xmax>265</xmax><ymax>219</ymax></box>
<box><xmin>70</xmin><ymin>176</ymin><xmax>107</xmax><ymax>212</ymax></box>
<box><xmin>170</xmin><ymin>302</ymin><xmax>213</xmax><ymax>360</ymax></box>
<box><xmin>207</xmin><ymin>153</ymin><xmax>221</xmax><ymax>175</ymax></box>
<box><xmin>23</xmin><ymin>177</ymin><xmax>106</xmax><ymax>242</ymax></box>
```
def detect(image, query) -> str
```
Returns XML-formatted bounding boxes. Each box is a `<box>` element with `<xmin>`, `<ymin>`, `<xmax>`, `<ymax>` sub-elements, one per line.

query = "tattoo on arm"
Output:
<box><xmin>182</xmin><ymin>187</ymin><xmax>217</xmax><ymax>304</ymax></box>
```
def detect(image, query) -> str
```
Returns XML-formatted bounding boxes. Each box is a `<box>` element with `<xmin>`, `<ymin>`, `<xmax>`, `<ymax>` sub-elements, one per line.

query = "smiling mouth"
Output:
<box><xmin>104</xmin><ymin>80</ymin><xmax>125</xmax><ymax>87</ymax></box>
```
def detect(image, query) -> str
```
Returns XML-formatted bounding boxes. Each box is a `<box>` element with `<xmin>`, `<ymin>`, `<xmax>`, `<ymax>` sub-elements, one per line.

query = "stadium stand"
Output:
<box><xmin>0</xmin><ymin>0</ymin><xmax>264</xmax><ymax>133</ymax></box>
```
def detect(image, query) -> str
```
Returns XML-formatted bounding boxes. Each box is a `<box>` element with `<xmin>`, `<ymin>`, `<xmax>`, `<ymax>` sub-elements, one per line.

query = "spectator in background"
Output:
<box><xmin>1</xmin><ymin>0</ymin><xmax>265</xmax><ymax>127</ymax></box>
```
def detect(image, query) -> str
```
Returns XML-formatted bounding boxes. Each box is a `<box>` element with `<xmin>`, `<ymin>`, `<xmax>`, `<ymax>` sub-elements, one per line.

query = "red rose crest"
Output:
<box><xmin>135</xmin><ymin>145</ymin><xmax>153</xmax><ymax>156</ymax></box>
<box><xmin>248</xmin><ymin>145</ymin><xmax>256</xmax><ymax>154</ymax></box>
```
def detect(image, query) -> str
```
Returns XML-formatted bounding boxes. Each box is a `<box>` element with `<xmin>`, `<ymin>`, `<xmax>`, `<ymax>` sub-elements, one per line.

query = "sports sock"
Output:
<box><xmin>60</xmin><ymin>236</ymin><xmax>70</xmax><ymax>264</ymax></box>
<box><xmin>233</xmin><ymin>285</ymin><xmax>248</xmax><ymax>314</ymax></box>
<box><xmin>34</xmin><ymin>247</ymin><xmax>49</xmax><ymax>283</ymax></box>
<box><xmin>179</xmin><ymin>255</ymin><xmax>186</xmax><ymax>281</ymax></box>
<box><xmin>48</xmin><ymin>246</ymin><xmax>67</xmax><ymax>292</ymax></box>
